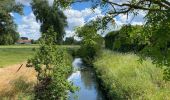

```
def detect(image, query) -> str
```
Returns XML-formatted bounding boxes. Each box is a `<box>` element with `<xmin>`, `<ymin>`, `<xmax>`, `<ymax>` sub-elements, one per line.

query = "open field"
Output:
<box><xmin>0</xmin><ymin>45</ymin><xmax>36</xmax><ymax>67</ymax></box>
<box><xmin>0</xmin><ymin>45</ymin><xmax>79</xmax><ymax>67</ymax></box>
<box><xmin>94</xmin><ymin>50</ymin><xmax>170</xmax><ymax>100</ymax></box>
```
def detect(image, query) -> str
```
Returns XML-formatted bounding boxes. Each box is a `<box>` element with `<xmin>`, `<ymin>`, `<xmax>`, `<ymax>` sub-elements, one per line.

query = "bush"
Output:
<box><xmin>27</xmin><ymin>27</ymin><xmax>75</xmax><ymax>99</ymax></box>
<box><xmin>94</xmin><ymin>50</ymin><xmax>170</xmax><ymax>99</ymax></box>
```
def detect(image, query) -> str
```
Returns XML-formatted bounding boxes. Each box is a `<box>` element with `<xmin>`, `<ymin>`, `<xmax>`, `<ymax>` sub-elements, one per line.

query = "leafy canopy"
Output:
<box><xmin>0</xmin><ymin>0</ymin><xmax>23</xmax><ymax>45</ymax></box>
<box><xmin>31</xmin><ymin>0</ymin><xmax>67</xmax><ymax>44</ymax></box>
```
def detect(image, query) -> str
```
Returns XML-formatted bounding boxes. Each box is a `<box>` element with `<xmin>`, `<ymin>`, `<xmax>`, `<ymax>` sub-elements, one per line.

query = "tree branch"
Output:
<box><xmin>106</xmin><ymin>0</ymin><xmax>169</xmax><ymax>12</ymax></box>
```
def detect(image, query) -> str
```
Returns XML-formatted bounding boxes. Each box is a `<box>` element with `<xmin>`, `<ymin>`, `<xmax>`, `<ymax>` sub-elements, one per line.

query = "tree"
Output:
<box><xmin>64</xmin><ymin>37</ymin><xmax>74</xmax><ymax>45</ymax></box>
<box><xmin>0</xmin><ymin>0</ymin><xmax>23</xmax><ymax>45</ymax></box>
<box><xmin>31</xmin><ymin>0</ymin><xmax>67</xmax><ymax>44</ymax></box>
<box><xmin>76</xmin><ymin>21</ymin><xmax>103</xmax><ymax>65</ymax></box>
<box><xmin>105</xmin><ymin>25</ymin><xmax>145</xmax><ymax>52</ymax></box>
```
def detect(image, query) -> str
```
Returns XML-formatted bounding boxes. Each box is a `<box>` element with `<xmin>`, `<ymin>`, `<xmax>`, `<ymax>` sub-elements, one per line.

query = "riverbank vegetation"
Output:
<box><xmin>94</xmin><ymin>50</ymin><xmax>170</xmax><ymax>99</ymax></box>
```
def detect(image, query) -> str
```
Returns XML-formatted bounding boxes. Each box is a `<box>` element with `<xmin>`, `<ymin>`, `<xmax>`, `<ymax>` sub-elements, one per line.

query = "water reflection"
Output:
<box><xmin>68</xmin><ymin>58</ymin><xmax>105</xmax><ymax>100</ymax></box>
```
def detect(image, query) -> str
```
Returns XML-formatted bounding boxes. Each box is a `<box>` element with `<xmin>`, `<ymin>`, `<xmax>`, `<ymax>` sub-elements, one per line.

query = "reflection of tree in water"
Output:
<box><xmin>80</xmin><ymin>67</ymin><xmax>96</xmax><ymax>90</ymax></box>
<box><xmin>80</xmin><ymin>67</ymin><xmax>106</xmax><ymax>100</ymax></box>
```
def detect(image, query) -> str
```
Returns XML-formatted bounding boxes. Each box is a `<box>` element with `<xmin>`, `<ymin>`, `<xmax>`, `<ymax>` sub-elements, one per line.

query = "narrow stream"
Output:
<box><xmin>68</xmin><ymin>58</ymin><xmax>105</xmax><ymax>100</ymax></box>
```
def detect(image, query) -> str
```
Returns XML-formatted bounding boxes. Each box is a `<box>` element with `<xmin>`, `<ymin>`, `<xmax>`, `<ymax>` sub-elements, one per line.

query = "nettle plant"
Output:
<box><xmin>27</xmin><ymin>27</ymin><xmax>75</xmax><ymax>100</ymax></box>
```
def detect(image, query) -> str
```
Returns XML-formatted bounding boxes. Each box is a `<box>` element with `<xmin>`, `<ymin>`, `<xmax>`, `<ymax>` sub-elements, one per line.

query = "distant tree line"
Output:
<box><xmin>63</xmin><ymin>37</ymin><xmax>80</xmax><ymax>45</ymax></box>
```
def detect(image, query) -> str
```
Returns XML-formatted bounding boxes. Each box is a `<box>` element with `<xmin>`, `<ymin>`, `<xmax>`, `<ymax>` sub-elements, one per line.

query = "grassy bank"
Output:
<box><xmin>94</xmin><ymin>50</ymin><xmax>170</xmax><ymax>100</ymax></box>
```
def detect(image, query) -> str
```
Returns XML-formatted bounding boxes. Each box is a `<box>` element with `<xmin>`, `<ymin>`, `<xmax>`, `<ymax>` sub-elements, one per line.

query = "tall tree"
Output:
<box><xmin>31</xmin><ymin>0</ymin><xmax>67</xmax><ymax>44</ymax></box>
<box><xmin>0</xmin><ymin>0</ymin><xmax>22</xmax><ymax>45</ymax></box>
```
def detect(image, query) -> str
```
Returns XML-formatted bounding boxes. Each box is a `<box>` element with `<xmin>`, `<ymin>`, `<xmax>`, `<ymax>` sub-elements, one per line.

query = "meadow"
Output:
<box><xmin>94</xmin><ymin>50</ymin><xmax>170</xmax><ymax>100</ymax></box>
<box><xmin>0</xmin><ymin>45</ymin><xmax>37</xmax><ymax>67</ymax></box>
<box><xmin>0</xmin><ymin>45</ymin><xmax>79</xmax><ymax>67</ymax></box>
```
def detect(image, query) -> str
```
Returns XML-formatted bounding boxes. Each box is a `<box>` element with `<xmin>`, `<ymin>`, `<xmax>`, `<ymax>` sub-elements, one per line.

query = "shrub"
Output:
<box><xmin>27</xmin><ymin>27</ymin><xmax>75</xmax><ymax>99</ymax></box>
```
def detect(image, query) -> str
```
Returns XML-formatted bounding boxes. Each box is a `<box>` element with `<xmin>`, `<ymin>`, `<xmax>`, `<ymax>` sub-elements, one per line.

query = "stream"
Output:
<box><xmin>68</xmin><ymin>58</ymin><xmax>105</xmax><ymax>100</ymax></box>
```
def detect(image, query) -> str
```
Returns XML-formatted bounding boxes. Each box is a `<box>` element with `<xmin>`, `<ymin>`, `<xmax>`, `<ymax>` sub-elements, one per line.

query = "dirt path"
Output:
<box><xmin>0</xmin><ymin>62</ymin><xmax>37</xmax><ymax>98</ymax></box>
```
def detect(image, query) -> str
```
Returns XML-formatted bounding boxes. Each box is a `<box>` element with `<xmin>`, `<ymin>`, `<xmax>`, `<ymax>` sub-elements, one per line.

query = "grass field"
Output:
<box><xmin>94</xmin><ymin>50</ymin><xmax>170</xmax><ymax>100</ymax></box>
<box><xmin>0</xmin><ymin>45</ymin><xmax>79</xmax><ymax>67</ymax></box>
<box><xmin>0</xmin><ymin>45</ymin><xmax>37</xmax><ymax>67</ymax></box>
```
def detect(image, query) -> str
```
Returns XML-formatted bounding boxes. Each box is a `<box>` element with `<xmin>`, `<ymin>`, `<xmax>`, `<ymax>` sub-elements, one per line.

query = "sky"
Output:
<box><xmin>14</xmin><ymin>0</ymin><xmax>145</xmax><ymax>40</ymax></box>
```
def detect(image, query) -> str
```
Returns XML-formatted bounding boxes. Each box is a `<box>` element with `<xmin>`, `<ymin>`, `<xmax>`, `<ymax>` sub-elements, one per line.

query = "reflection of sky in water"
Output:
<box><xmin>68</xmin><ymin>58</ymin><xmax>105</xmax><ymax>100</ymax></box>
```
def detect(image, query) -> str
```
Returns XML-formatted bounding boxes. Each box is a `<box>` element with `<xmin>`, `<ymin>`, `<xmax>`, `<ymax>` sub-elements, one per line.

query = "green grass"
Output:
<box><xmin>0</xmin><ymin>45</ymin><xmax>79</xmax><ymax>67</ymax></box>
<box><xmin>94</xmin><ymin>50</ymin><xmax>170</xmax><ymax>100</ymax></box>
<box><xmin>0</xmin><ymin>45</ymin><xmax>37</xmax><ymax>67</ymax></box>
<box><xmin>0</xmin><ymin>44</ymin><xmax>39</xmax><ymax>48</ymax></box>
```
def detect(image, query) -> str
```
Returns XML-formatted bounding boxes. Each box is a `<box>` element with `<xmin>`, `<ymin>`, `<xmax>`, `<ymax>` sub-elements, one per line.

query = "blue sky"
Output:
<box><xmin>14</xmin><ymin>0</ymin><xmax>145</xmax><ymax>40</ymax></box>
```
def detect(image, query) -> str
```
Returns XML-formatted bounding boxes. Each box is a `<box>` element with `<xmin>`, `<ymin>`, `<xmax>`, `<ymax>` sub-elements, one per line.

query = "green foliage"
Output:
<box><xmin>105</xmin><ymin>25</ymin><xmax>145</xmax><ymax>52</ymax></box>
<box><xmin>63</xmin><ymin>37</ymin><xmax>80</xmax><ymax>45</ymax></box>
<box><xmin>31</xmin><ymin>0</ymin><xmax>67</xmax><ymax>44</ymax></box>
<box><xmin>76</xmin><ymin>21</ymin><xmax>103</xmax><ymax>65</ymax></box>
<box><xmin>27</xmin><ymin>28</ymin><xmax>75</xmax><ymax>99</ymax></box>
<box><xmin>94</xmin><ymin>50</ymin><xmax>170</xmax><ymax>100</ymax></box>
<box><xmin>104</xmin><ymin>31</ymin><xmax>119</xmax><ymax>50</ymax></box>
<box><xmin>0</xmin><ymin>32</ymin><xmax>20</xmax><ymax>45</ymax></box>
<box><xmin>0</xmin><ymin>0</ymin><xmax>23</xmax><ymax>45</ymax></box>
<box><xmin>140</xmin><ymin>10</ymin><xmax>170</xmax><ymax>80</ymax></box>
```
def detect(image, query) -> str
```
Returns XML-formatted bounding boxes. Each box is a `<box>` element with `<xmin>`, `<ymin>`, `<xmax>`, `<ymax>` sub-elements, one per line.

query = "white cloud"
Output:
<box><xmin>15</xmin><ymin>0</ymin><xmax>31</xmax><ymax>6</ymax></box>
<box><xmin>100</xmin><ymin>10</ymin><xmax>146</xmax><ymax>36</ymax></box>
<box><xmin>17</xmin><ymin>12</ymin><xmax>41</xmax><ymax>40</ymax></box>
<box><xmin>116</xmin><ymin>10</ymin><xmax>146</xmax><ymax>25</ymax></box>
<box><xmin>64</xmin><ymin>7</ymin><xmax>104</xmax><ymax>38</ymax></box>
<box><xmin>15</xmin><ymin>0</ymin><xmax>54</xmax><ymax>6</ymax></box>
<box><xmin>9</xmin><ymin>13</ymin><xmax>14</xmax><ymax>17</ymax></box>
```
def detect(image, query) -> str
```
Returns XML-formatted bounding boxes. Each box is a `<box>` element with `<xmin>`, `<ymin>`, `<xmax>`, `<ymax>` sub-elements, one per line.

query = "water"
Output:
<box><xmin>68</xmin><ymin>58</ymin><xmax>105</xmax><ymax>100</ymax></box>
